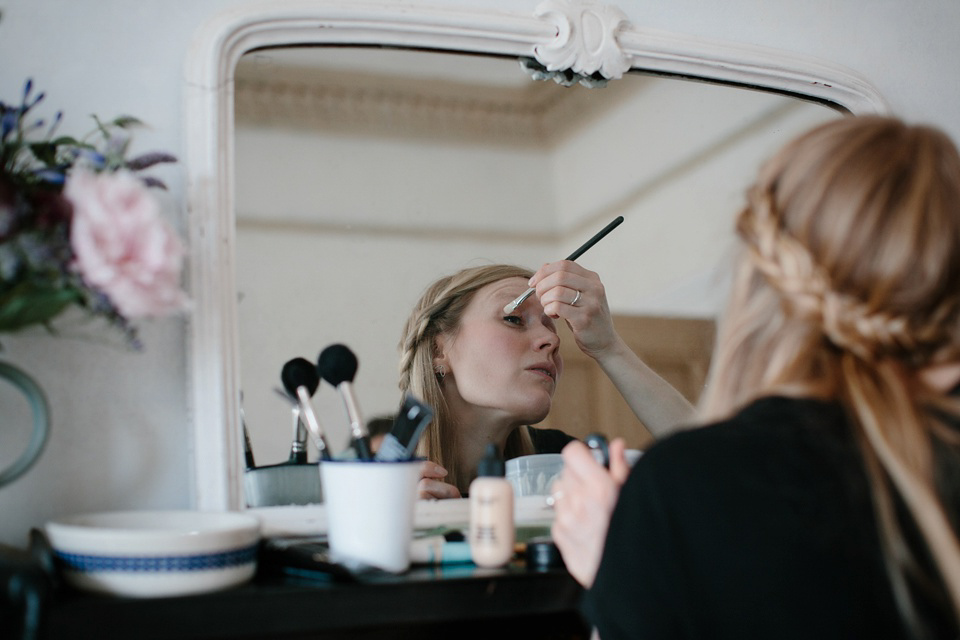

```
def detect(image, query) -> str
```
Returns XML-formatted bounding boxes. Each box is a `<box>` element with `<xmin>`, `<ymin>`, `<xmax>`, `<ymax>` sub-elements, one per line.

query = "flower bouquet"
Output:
<box><xmin>0</xmin><ymin>80</ymin><xmax>188</xmax><ymax>349</ymax></box>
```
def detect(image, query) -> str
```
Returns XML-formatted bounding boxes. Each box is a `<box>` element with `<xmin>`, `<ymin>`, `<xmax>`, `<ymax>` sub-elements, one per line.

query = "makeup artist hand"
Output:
<box><xmin>418</xmin><ymin>460</ymin><xmax>462</xmax><ymax>500</ymax></box>
<box><xmin>551</xmin><ymin>437</ymin><xmax>630</xmax><ymax>588</ymax></box>
<box><xmin>531</xmin><ymin>261</ymin><xmax>696</xmax><ymax>437</ymax></box>
<box><xmin>529</xmin><ymin>261</ymin><xmax>618</xmax><ymax>358</ymax></box>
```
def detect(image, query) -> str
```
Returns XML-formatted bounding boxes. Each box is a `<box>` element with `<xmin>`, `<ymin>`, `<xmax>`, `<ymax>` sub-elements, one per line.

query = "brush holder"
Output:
<box><xmin>320</xmin><ymin>459</ymin><xmax>421</xmax><ymax>573</ymax></box>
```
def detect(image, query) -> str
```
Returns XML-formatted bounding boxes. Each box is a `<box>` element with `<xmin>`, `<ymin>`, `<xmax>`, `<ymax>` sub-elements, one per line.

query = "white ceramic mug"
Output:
<box><xmin>319</xmin><ymin>459</ymin><xmax>421</xmax><ymax>573</ymax></box>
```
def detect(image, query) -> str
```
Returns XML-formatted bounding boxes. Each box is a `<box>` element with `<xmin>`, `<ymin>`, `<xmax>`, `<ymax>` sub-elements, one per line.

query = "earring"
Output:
<box><xmin>434</xmin><ymin>364</ymin><xmax>445</xmax><ymax>379</ymax></box>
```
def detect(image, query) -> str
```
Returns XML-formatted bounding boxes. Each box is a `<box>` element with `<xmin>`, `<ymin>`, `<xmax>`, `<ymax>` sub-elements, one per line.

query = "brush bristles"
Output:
<box><xmin>281</xmin><ymin>357</ymin><xmax>320</xmax><ymax>396</ymax></box>
<box><xmin>317</xmin><ymin>343</ymin><xmax>358</xmax><ymax>386</ymax></box>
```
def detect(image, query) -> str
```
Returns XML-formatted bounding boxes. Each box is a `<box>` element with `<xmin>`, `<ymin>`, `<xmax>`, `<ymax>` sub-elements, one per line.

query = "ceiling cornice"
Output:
<box><xmin>233</xmin><ymin>57</ymin><xmax>636</xmax><ymax>148</ymax></box>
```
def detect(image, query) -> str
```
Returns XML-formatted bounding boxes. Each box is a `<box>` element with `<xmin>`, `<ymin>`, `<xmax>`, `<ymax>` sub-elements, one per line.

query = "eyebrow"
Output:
<box><xmin>490</xmin><ymin>287</ymin><xmax>525</xmax><ymax>307</ymax></box>
<box><xmin>501</xmin><ymin>294</ymin><xmax>532</xmax><ymax>313</ymax></box>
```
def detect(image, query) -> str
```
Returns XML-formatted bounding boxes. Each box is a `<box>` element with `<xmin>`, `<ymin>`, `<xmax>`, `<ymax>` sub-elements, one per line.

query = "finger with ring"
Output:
<box><xmin>570</xmin><ymin>290</ymin><xmax>582</xmax><ymax>306</ymax></box>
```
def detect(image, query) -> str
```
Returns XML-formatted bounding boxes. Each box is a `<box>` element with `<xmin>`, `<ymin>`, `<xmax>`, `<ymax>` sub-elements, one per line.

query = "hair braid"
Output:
<box><xmin>740</xmin><ymin>188</ymin><xmax>947</xmax><ymax>364</ymax></box>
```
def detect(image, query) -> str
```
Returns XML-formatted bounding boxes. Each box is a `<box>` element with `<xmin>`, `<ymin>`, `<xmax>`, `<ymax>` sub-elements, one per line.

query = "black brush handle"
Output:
<box><xmin>352</xmin><ymin>436</ymin><xmax>373</xmax><ymax>461</ymax></box>
<box><xmin>564</xmin><ymin>216</ymin><xmax>624</xmax><ymax>261</ymax></box>
<box><xmin>585</xmin><ymin>433</ymin><xmax>610</xmax><ymax>469</ymax></box>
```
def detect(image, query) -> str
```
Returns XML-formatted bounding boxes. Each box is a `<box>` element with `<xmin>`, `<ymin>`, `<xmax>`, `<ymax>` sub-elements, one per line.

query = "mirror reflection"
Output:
<box><xmin>233</xmin><ymin>47</ymin><xmax>841</xmax><ymax>467</ymax></box>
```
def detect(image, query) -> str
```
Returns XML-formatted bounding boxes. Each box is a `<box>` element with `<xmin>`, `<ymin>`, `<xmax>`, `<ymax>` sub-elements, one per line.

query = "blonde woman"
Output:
<box><xmin>551</xmin><ymin>116</ymin><xmax>960</xmax><ymax>639</ymax></box>
<box><xmin>398</xmin><ymin>261</ymin><xmax>694</xmax><ymax>499</ymax></box>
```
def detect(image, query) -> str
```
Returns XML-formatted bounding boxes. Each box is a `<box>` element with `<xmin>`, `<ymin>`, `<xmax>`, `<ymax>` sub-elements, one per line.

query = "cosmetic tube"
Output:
<box><xmin>409</xmin><ymin>537</ymin><xmax>473</xmax><ymax>565</ymax></box>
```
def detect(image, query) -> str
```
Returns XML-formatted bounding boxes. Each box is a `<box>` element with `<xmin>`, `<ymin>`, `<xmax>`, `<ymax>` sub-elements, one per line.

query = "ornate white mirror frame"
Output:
<box><xmin>184</xmin><ymin>0</ymin><xmax>889</xmax><ymax>511</ymax></box>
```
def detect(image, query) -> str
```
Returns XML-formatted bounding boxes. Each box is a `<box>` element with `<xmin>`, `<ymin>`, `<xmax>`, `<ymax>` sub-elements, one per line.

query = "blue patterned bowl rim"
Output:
<box><xmin>54</xmin><ymin>543</ymin><xmax>258</xmax><ymax>573</ymax></box>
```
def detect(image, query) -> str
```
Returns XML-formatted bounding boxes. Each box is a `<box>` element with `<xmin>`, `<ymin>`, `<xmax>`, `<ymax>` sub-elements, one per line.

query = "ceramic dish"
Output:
<box><xmin>45</xmin><ymin>510</ymin><xmax>261</xmax><ymax>598</ymax></box>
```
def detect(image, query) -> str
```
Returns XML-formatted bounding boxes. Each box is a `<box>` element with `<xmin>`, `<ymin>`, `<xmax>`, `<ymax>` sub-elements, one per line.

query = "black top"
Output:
<box><xmin>527</xmin><ymin>427</ymin><xmax>577</xmax><ymax>454</ymax></box>
<box><xmin>583</xmin><ymin>395</ymin><xmax>958</xmax><ymax>640</ymax></box>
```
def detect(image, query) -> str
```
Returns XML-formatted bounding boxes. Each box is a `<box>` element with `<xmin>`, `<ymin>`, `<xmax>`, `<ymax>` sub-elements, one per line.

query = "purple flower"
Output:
<box><xmin>33</xmin><ymin>168</ymin><xmax>66</xmax><ymax>184</ymax></box>
<box><xmin>1</xmin><ymin>107</ymin><xmax>17</xmax><ymax>141</ymax></box>
<box><xmin>71</xmin><ymin>148</ymin><xmax>107</xmax><ymax>170</ymax></box>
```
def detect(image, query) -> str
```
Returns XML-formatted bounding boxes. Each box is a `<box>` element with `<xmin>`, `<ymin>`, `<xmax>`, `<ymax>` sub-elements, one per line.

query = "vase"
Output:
<box><xmin>0</xmin><ymin>361</ymin><xmax>50</xmax><ymax>488</ymax></box>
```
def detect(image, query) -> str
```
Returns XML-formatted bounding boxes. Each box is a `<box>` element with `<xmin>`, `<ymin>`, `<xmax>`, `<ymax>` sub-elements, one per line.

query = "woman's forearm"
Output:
<box><xmin>591</xmin><ymin>335</ymin><xmax>696</xmax><ymax>438</ymax></box>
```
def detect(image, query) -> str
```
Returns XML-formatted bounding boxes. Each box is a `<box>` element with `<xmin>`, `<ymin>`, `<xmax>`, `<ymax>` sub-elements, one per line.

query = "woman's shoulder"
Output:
<box><xmin>636</xmin><ymin>395</ymin><xmax>853</xmax><ymax>490</ymax></box>
<box><xmin>653</xmin><ymin>395</ymin><xmax>845</xmax><ymax>454</ymax></box>
<box><xmin>620</xmin><ymin>394</ymin><xmax>866</xmax><ymax>544</ymax></box>
<box><xmin>526</xmin><ymin>426</ymin><xmax>577</xmax><ymax>454</ymax></box>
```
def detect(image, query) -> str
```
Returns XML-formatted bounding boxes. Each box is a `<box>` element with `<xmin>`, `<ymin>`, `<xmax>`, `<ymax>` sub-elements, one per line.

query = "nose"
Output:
<box><xmin>534</xmin><ymin>324</ymin><xmax>560</xmax><ymax>353</ymax></box>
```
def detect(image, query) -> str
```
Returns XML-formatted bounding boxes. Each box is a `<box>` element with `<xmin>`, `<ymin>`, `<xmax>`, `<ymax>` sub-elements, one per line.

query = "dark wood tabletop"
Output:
<box><xmin>3</xmin><ymin>533</ymin><xmax>590</xmax><ymax>640</ymax></box>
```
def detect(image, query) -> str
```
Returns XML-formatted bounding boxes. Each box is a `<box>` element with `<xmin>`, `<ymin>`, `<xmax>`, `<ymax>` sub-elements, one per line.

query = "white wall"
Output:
<box><xmin>1</xmin><ymin>0</ymin><xmax>959</xmax><ymax>547</ymax></box>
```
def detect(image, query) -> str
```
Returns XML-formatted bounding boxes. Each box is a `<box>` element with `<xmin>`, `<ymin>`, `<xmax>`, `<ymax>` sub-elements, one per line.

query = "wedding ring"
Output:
<box><xmin>570</xmin><ymin>290</ymin><xmax>582</xmax><ymax>307</ymax></box>
<box><xmin>546</xmin><ymin>490</ymin><xmax>563</xmax><ymax>508</ymax></box>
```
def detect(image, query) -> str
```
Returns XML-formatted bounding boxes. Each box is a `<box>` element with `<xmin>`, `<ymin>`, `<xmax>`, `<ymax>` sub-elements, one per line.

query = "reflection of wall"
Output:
<box><xmin>235</xmin><ymin>64</ymin><xmax>838</xmax><ymax>464</ymax></box>
<box><xmin>552</xmin><ymin>80</ymin><xmax>841</xmax><ymax>316</ymax></box>
<box><xmin>235</xmin><ymin>128</ymin><xmax>556</xmax><ymax>233</ymax></box>
<box><xmin>236</xmin><ymin>227</ymin><xmax>555</xmax><ymax>460</ymax></box>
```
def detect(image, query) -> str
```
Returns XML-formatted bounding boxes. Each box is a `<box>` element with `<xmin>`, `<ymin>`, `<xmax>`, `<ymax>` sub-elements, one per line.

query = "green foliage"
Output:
<box><xmin>0</xmin><ymin>281</ymin><xmax>81</xmax><ymax>332</ymax></box>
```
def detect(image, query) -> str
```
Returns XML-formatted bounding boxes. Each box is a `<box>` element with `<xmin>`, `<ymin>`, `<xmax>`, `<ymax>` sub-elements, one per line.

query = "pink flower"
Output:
<box><xmin>66</xmin><ymin>169</ymin><xmax>188</xmax><ymax>318</ymax></box>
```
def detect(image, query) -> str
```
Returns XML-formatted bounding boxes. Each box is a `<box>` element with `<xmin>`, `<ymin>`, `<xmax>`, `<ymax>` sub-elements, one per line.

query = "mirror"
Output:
<box><xmin>232</xmin><ymin>46</ymin><xmax>842</xmax><ymax>466</ymax></box>
<box><xmin>184</xmin><ymin>1</ymin><xmax>888</xmax><ymax>509</ymax></box>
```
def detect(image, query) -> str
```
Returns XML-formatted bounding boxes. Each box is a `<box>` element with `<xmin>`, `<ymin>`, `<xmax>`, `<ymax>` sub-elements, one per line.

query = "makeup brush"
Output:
<box><xmin>374</xmin><ymin>394</ymin><xmax>434</xmax><ymax>462</ymax></box>
<box><xmin>585</xmin><ymin>432</ymin><xmax>610</xmax><ymax>469</ymax></box>
<box><xmin>281</xmin><ymin>357</ymin><xmax>333</xmax><ymax>461</ymax></box>
<box><xmin>503</xmin><ymin>215</ymin><xmax>625</xmax><ymax>313</ymax></box>
<box><xmin>239</xmin><ymin>391</ymin><xmax>256</xmax><ymax>470</ymax></box>
<box><xmin>317</xmin><ymin>343</ymin><xmax>373</xmax><ymax>461</ymax></box>
<box><xmin>287</xmin><ymin>406</ymin><xmax>307</xmax><ymax>464</ymax></box>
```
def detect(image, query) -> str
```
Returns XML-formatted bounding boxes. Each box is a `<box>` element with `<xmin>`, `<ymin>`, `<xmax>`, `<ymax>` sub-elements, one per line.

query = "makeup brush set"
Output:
<box><xmin>243</xmin><ymin>343</ymin><xmax>434</xmax><ymax>508</ymax></box>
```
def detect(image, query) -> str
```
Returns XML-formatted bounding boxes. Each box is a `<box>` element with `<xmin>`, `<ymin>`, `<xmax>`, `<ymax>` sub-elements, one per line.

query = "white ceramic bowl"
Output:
<box><xmin>45</xmin><ymin>510</ymin><xmax>261</xmax><ymax>598</ymax></box>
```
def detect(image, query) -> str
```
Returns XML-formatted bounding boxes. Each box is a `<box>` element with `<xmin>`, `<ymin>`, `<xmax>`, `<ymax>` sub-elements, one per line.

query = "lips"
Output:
<box><xmin>527</xmin><ymin>363</ymin><xmax>557</xmax><ymax>381</ymax></box>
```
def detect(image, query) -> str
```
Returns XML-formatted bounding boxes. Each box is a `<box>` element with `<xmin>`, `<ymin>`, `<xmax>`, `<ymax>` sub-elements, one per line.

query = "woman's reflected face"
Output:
<box><xmin>438</xmin><ymin>277</ymin><xmax>564</xmax><ymax>425</ymax></box>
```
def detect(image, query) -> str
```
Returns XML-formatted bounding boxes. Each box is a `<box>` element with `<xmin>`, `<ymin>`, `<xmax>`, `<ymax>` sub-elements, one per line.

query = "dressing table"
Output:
<box><xmin>33</xmin><ymin>556</ymin><xmax>588</xmax><ymax>639</ymax></box>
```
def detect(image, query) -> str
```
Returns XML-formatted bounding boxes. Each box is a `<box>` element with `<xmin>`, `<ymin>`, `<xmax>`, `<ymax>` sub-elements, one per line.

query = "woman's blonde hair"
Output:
<box><xmin>701</xmin><ymin>115</ymin><xmax>960</xmax><ymax>632</ymax></box>
<box><xmin>398</xmin><ymin>264</ymin><xmax>537</xmax><ymax>491</ymax></box>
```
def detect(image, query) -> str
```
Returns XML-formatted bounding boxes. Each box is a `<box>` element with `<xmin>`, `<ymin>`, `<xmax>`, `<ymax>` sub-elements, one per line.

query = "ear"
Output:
<box><xmin>432</xmin><ymin>334</ymin><xmax>449</xmax><ymax>370</ymax></box>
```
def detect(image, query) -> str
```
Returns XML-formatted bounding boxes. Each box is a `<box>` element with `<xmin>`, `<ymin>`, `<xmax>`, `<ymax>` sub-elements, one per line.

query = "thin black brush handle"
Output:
<box><xmin>585</xmin><ymin>433</ymin><xmax>610</xmax><ymax>469</ymax></box>
<box><xmin>504</xmin><ymin>216</ymin><xmax>624</xmax><ymax>313</ymax></box>
<box><xmin>352</xmin><ymin>436</ymin><xmax>373</xmax><ymax>461</ymax></box>
<box><xmin>242</xmin><ymin>423</ymin><xmax>256</xmax><ymax>470</ymax></box>
<box><xmin>240</xmin><ymin>393</ymin><xmax>256</xmax><ymax>470</ymax></box>
<box><xmin>564</xmin><ymin>216</ymin><xmax>624</xmax><ymax>261</ymax></box>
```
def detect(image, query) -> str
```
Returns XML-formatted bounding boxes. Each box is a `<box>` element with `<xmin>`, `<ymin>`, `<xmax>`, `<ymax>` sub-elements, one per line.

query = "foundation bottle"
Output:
<box><xmin>469</xmin><ymin>444</ymin><xmax>515</xmax><ymax>568</ymax></box>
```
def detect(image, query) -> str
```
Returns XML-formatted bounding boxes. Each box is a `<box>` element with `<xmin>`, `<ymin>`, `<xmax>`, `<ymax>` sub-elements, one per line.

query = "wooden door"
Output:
<box><xmin>538</xmin><ymin>315</ymin><xmax>715</xmax><ymax>449</ymax></box>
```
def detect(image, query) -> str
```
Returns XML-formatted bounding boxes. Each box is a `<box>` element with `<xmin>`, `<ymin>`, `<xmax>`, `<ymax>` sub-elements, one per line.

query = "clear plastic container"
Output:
<box><xmin>505</xmin><ymin>454</ymin><xmax>563</xmax><ymax>497</ymax></box>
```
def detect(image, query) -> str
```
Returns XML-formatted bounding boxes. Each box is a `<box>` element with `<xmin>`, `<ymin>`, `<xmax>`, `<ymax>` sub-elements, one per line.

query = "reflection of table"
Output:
<box><xmin>40</xmin><ymin>560</ymin><xmax>590</xmax><ymax>639</ymax></box>
<box><xmin>248</xmin><ymin>496</ymin><xmax>556</xmax><ymax>537</ymax></box>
